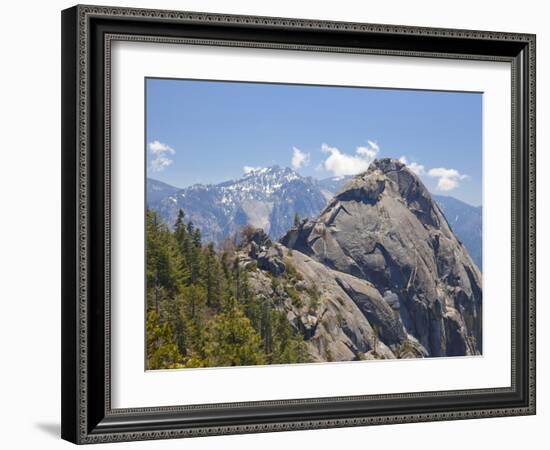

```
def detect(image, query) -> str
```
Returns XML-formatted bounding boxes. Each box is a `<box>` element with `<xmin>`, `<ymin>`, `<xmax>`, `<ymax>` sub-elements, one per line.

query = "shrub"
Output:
<box><xmin>284</xmin><ymin>284</ymin><xmax>303</xmax><ymax>308</ymax></box>
<box><xmin>283</xmin><ymin>260</ymin><xmax>303</xmax><ymax>281</ymax></box>
<box><xmin>307</xmin><ymin>286</ymin><xmax>321</xmax><ymax>312</ymax></box>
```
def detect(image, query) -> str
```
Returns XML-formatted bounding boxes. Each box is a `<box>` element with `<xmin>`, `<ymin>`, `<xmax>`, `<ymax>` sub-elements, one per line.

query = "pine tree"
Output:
<box><xmin>175</xmin><ymin>208</ymin><xmax>185</xmax><ymax>228</ymax></box>
<box><xmin>192</xmin><ymin>227</ymin><xmax>202</xmax><ymax>248</ymax></box>
<box><xmin>204</xmin><ymin>298</ymin><xmax>265</xmax><ymax>367</ymax></box>
<box><xmin>146</xmin><ymin>310</ymin><xmax>184</xmax><ymax>369</ymax></box>
<box><xmin>146</xmin><ymin>209</ymin><xmax>187</xmax><ymax>359</ymax></box>
<box><xmin>271</xmin><ymin>311</ymin><xmax>310</xmax><ymax>364</ymax></box>
<box><xmin>204</xmin><ymin>243</ymin><xmax>222</xmax><ymax>309</ymax></box>
<box><xmin>173</xmin><ymin>209</ymin><xmax>191</xmax><ymax>284</ymax></box>
<box><xmin>260</xmin><ymin>300</ymin><xmax>274</xmax><ymax>356</ymax></box>
<box><xmin>145</xmin><ymin>207</ymin><xmax>312</xmax><ymax>369</ymax></box>
<box><xmin>179</xmin><ymin>220</ymin><xmax>201</xmax><ymax>284</ymax></box>
<box><xmin>146</xmin><ymin>210</ymin><xmax>184</xmax><ymax>306</ymax></box>
<box><xmin>156</xmin><ymin>295</ymin><xmax>186</xmax><ymax>356</ymax></box>
<box><xmin>219</xmin><ymin>251</ymin><xmax>235</xmax><ymax>308</ymax></box>
<box><xmin>180</xmin><ymin>284</ymin><xmax>208</xmax><ymax>352</ymax></box>
<box><xmin>233</xmin><ymin>258</ymin><xmax>241</xmax><ymax>303</ymax></box>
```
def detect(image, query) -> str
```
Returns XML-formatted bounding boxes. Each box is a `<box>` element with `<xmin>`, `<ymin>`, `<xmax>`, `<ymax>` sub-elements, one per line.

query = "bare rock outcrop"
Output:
<box><xmin>241</xmin><ymin>243</ymin><xmax>427</xmax><ymax>362</ymax></box>
<box><xmin>281</xmin><ymin>159</ymin><xmax>482</xmax><ymax>357</ymax></box>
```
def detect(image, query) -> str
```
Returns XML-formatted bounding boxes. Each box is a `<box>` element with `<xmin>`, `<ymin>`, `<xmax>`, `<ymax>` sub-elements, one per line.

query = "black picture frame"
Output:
<box><xmin>61</xmin><ymin>4</ymin><xmax>536</xmax><ymax>444</ymax></box>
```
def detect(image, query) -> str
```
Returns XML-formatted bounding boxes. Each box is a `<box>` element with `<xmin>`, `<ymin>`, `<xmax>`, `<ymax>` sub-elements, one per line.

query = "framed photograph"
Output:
<box><xmin>61</xmin><ymin>5</ymin><xmax>536</xmax><ymax>444</ymax></box>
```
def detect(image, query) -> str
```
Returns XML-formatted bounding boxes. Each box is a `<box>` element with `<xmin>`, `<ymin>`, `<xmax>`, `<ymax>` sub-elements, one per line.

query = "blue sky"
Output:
<box><xmin>146</xmin><ymin>78</ymin><xmax>482</xmax><ymax>206</ymax></box>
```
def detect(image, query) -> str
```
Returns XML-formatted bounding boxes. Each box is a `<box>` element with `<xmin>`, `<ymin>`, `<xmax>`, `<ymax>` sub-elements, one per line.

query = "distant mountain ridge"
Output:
<box><xmin>432</xmin><ymin>195</ymin><xmax>482</xmax><ymax>270</ymax></box>
<box><xmin>148</xmin><ymin>166</ymin><xmax>482</xmax><ymax>270</ymax></box>
<box><xmin>147</xmin><ymin>166</ymin><xmax>328</xmax><ymax>245</ymax></box>
<box><xmin>147</xmin><ymin>178</ymin><xmax>180</xmax><ymax>204</ymax></box>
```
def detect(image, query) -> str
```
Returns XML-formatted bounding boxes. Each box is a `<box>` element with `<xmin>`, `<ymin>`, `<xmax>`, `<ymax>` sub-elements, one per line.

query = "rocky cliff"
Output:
<box><xmin>279</xmin><ymin>159</ymin><xmax>482</xmax><ymax>357</ymax></box>
<box><xmin>238</xmin><ymin>229</ymin><xmax>427</xmax><ymax>361</ymax></box>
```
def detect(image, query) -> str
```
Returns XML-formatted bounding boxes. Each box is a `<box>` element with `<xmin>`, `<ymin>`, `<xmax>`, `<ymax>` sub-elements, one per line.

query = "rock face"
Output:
<box><xmin>247</xmin><ymin>229</ymin><xmax>286</xmax><ymax>276</ymax></box>
<box><xmin>240</xmin><ymin>241</ymin><xmax>427</xmax><ymax>362</ymax></box>
<box><xmin>281</xmin><ymin>159</ymin><xmax>482</xmax><ymax>357</ymax></box>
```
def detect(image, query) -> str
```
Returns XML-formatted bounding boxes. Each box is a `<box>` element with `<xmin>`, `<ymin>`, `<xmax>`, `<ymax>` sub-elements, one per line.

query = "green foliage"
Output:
<box><xmin>284</xmin><ymin>285</ymin><xmax>303</xmax><ymax>308</ymax></box>
<box><xmin>146</xmin><ymin>210</ymin><xmax>186</xmax><ymax>302</ymax></box>
<box><xmin>203</xmin><ymin>299</ymin><xmax>265</xmax><ymax>367</ymax></box>
<box><xmin>203</xmin><ymin>243</ymin><xmax>218</xmax><ymax>308</ymax></box>
<box><xmin>179</xmin><ymin>284</ymin><xmax>208</xmax><ymax>355</ymax></box>
<box><xmin>145</xmin><ymin>208</ymin><xmax>312</xmax><ymax>370</ymax></box>
<box><xmin>245</xmin><ymin>260</ymin><xmax>258</xmax><ymax>272</ymax></box>
<box><xmin>146</xmin><ymin>311</ymin><xmax>184</xmax><ymax>370</ymax></box>
<box><xmin>307</xmin><ymin>286</ymin><xmax>321</xmax><ymax>313</ymax></box>
<box><xmin>270</xmin><ymin>311</ymin><xmax>311</xmax><ymax>364</ymax></box>
<box><xmin>270</xmin><ymin>275</ymin><xmax>281</xmax><ymax>292</ymax></box>
<box><xmin>283</xmin><ymin>260</ymin><xmax>303</xmax><ymax>281</ymax></box>
<box><xmin>393</xmin><ymin>340</ymin><xmax>419</xmax><ymax>359</ymax></box>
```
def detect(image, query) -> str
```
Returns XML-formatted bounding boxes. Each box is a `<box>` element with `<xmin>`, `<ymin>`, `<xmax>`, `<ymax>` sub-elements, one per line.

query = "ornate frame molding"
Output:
<box><xmin>61</xmin><ymin>5</ymin><xmax>536</xmax><ymax>444</ymax></box>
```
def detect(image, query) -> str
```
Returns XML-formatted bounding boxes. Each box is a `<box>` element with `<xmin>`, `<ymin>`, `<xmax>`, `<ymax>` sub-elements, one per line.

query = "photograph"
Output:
<box><xmin>145</xmin><ymin>78</ymin><xmax>483</xmax><ymax>370</ymax></box>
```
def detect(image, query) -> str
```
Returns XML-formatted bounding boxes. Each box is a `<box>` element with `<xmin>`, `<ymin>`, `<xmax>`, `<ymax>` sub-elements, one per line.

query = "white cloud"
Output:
<box><xmin>150</xmin><ymin>155</ymin><xmax>174</xmax><ymax>172</ymax></box>
<box><xmin>322</xmin><ymin>141</ymin><xmax>379</xmax><ymax>177</ymax></box>
<box><xmin>409</xmin><ymin>162</ymin><xmax>425</xmax><ymax>175</ymax></box>
<box><xmin>428</xmin><ymin>167</ymin><xmax>467</xmax><ymax>191</ymax></box>
<box><xmin>149</xmin><ymin>140</ymin><xmax>175</xmax><ymax>155</ymax></box>
<box><xmin>399</xmin><ymin>156</ymin><xmax>425</xmax><ymax>175</ymax></box>
<box><xmin>291</xmin><ymin>147</ymin><xmax>310</xmax><ymax>170</ymax></box>
<box><xmin>322</xmin><ymin>144</ymin><xmax>370</xmax><ymax>176</ymax></box>
<box><xmin>356</xmin><ymin>140</ymin><xmax>380</xmax><ymax>159</ymax></box>
<box><xmin>148</xmin><ymin>140</ymin><xmax>176</xmax><ymax>173</ymax></box>
<box><xmin>397</xmin><ymin>157</ymin><xmax>466</xmax><ymax>191</ymax></box>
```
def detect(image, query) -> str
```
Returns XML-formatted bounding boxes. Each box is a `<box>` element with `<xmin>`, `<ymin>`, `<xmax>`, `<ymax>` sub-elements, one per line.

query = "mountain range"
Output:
<box><xmin>147</xmin><ymin>165</ymin><xmax>482</xmax><ymax>271</ymax></box>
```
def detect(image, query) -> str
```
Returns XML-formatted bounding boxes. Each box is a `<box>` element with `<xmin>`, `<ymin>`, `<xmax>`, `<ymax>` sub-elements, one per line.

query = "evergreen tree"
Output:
<box><xmin>175</xmin><ymin>208</ymin><xmax>185</xmax><ymax>228</ymax></box>
<box><xmin>145</xmin><ymin>208</ymin><xmax>312</xmax><ymax>370</ymax></box>
<box><xmin>260</xmin><ymin>300</ymin><xmax>274</xmax><ymax>356</ymax></box>
<box><xmin>233</xmin><ymin>258</ymin><xmax>241</xmax><ymax>303</ymax></box>
<box><xmin>146</xmin><ymin>210</ymin><xmax>184</xmax><ymax>306</ymax></box>
<box><xmin>204</xmin><ymin>243</ymin><xmax>222</xmax><ymax>309</ymax></box>
<box><xmin>271</xmin><ymin>311</ymin><xmax>310</xmax><ymax>364</ymax></box>
<box><xmin>179</xmin><ymin>284</ymin><xmax>208</xmax><ymax>358</ymax></box>
<box><xmin>204</xmin><ymin>298</ymin><xmax>265</xmax><ymax>367</ymax></box>
<box><xmin>219</xmin><ymin>251</ymin><xmax>236</xmax><ymax>308</ymax></box>
<box><xmin>192</xmin><ymin>227</ymin><xmax>202</xmax><ymax>247</ymax></box>
<box><xmin>146</xmin><ymin>310</ymin><xmax>184</xmax><ymax>369</ymax></box>
<box><xmin>173</xmin><ymin>209</ymin><xmax>192</xmax><ymax>284</ymax></box>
